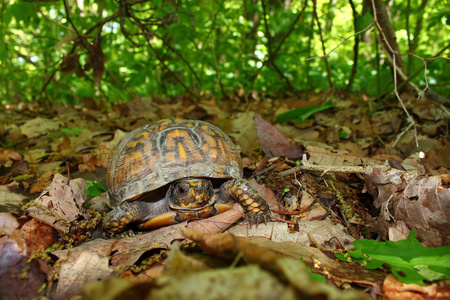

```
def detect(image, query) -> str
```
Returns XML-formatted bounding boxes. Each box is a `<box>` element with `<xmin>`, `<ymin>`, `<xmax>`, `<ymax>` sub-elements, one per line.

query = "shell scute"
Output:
<box><xmin>107</xmin><ymin>119</ymin><xmax>243</xmax><ymax>207</ymax></box>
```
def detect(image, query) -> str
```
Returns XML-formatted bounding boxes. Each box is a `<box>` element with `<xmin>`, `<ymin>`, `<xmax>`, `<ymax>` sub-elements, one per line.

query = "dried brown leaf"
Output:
<box><xmin>255</xmin><ymin>113</ymin><xmax>303</xmax><ymax>159</ymax></box>
<box><xmin>21</xmin><ymin>218</ymin><xmax>58</xmax><ymax>255</ymax></box>
<box><xmin>26</xmin><ymin>174</ymin><xmax>88</xmax><ymax>232</ymax></box>
<box><xmin>52</xmin><ymin>239</ymin><xmax>114</xmax><ymax>299</ymax></box>
<box><xmin>182</xmin><ymin>229</ymin><xmax>377</xmax><ymax>297</ymax></box>
<box><xmin>29</xmin><ymin>170</ymin><xmax>53</xmax><ymax>194</ymax></box>
<box><xmin>0</xmin><ymin>149</ymin><xmax>22</xmax><ymax>165</ymax></box>
<box><xmin>59</xmin><ymin>53</ymin><xmax>80</xmax><ymax>74</ymax></box>
<box><xmin>0</xmin><ymin>183</ymin><xmax>29</xmax><ymax>211</ymax></box>
<box><xmin>227</xmin><ymin>220</ymin><xmax>355</xmax><ymax>251</ymax></box>
<box><xmin>84</xmin><ymin>43</ymin><xmax>107</xmax><ymax>83</ymax></box>
<box><xmin>306</xmin><ymin>144</ymin><xmax>388</xmax><ymax>167</ymax></box>
<box><xmin>382</xmin><ymin>274</ymin><xmax>450</xmax><ymax>300</ymax></box>
<box><xmin>365</xmin><ymin>168</ymin><xmax>450</xmax><ymax>247</ymax></box>
<box><xmin>0</xmin><ymin>214</ymin><xmax>47</xmax><ymax>299</ymax></box>
<box><xmin>108</xmin><ymin>204</ymin><xmax>243</xmax><ymax>268</ymax></box>
<box><xmin>19</xmin><ymin>117</ymin><xmax>60</xmax><ymax>138</ymax></box>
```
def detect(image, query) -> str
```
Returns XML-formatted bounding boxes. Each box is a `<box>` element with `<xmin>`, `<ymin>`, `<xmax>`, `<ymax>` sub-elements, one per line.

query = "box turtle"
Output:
<box><xmin>104</xmin><ymin>118</ymin><xmax>271</xmax><ymax>233</ymax></box>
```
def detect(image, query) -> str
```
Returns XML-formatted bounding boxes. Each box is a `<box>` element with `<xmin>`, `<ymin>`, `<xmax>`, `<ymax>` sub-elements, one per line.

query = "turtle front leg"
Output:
<box><xmin>104</xmin><ymin>201</ymin><xmax>151</xmax><ymax>233</ymax></box>
<box><xmin>218</xmin><ymin>179</ymin><xmax>271</xmax><ymax>225</ymax></box>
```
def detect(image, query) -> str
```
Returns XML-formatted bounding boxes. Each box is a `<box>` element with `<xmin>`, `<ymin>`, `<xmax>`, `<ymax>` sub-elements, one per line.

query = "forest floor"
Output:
<box><xmin>0</xmin><ymin>91</ymin><xmax>449</xmax><ymax>299</ymax></box>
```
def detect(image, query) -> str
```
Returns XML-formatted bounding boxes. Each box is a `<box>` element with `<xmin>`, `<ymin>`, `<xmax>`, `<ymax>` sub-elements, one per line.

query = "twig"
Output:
<box><xmin>278</xmin><ymin>155</ymin><xmax>389</xmax><ymax>177</ymax></box>
<box><xmin>345</xmin><ymin>0</ymin><xmax>361</xmax><ymax>92</ymax></box>
<box><xmin>392</xmin><ymin>121</ymin><xmax>414</xmax><ymax>148</ymax></box>
<box><xmin>260</xmin><ymin>0</ymin><xmax>295</xmax><ymax>90</ymax></box>
<box><xmin>311</xmin><ymin>0</ymin><xmax>333</xmax><ymax>88</ymax></box>
<box><xmin>306</xmin><ymin>21</ymin><xmax>374</xmax><ymax>61</ymax></box>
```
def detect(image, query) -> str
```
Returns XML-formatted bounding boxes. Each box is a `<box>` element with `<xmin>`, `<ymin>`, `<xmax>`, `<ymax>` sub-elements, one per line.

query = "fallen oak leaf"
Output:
<box><xmin>25</xmin><ymin>174</ymin><xmax>88</xmax><ymax>232</ymax></box>
<box><xmin>255</xmin><ymin>113</ymin><xmax>304</xmax><ymax>159</ymax></box>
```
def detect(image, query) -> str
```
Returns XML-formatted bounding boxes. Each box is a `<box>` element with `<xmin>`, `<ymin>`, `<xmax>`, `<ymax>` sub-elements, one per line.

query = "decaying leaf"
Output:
<box><xmin>255</xmin><ymin>113</ymin><xmax>304</xmax><ymax>159</ymax></box>
<box><xmin>26</xmin><ymin>174</ymin><xmax>88</xmax><ymax>232</ymax></box>
<box><xmin>78</xmin><ymin>129</ymin><xmax>125</xmax><ymax>173</ymax></box>
<box><xmin>52</xmin><ymin>239</ymin><xmax>114</xmax><ymax>299</ymax></box>
<box><xmin>0</xmin><ymin>149</ymin><xmax>22</xmax><ymax>165</ymax></box>
<box><xmin>228</xmin><ymin>111</ymin><xmax>260</xmax><ymax>155</ymax></box>
<box><xmin>59</xmin><ymin>53</ymin><xmax>81</xmax><ymax>74</ymax></box>
<box><xmin>382</xmin><ymin>274</ymin><xmax>450</xmax><ymax>300</ymax></box>
<box><xmin>82</xmin><ymin>234</ymin><xmax>371</xmax><ymax>300</ymax></box>
<box><xmin>21</xmin><ymin>218</ymin><xmax>58</xmax><ymax>254</ymax></box>
<box><xmin>306</xmin><ymin>144</ymin><xmax>388</xmax><ymax>167</ymax></box>
<box><xmin>29</xmin><ymin>170</ymin><xmax>53</xmax><ymax>194</ymax></box>
<box><xmin>364</xmin><ymin>168</ymin><xmax>450</xmax><ymax>247</ymax></box>
<box><xmin>108</xmin><ymin>204</ymin><xmax>244</xmax><ymax>268</ymax></box>
<box><xmin>182</xmin><ymin>229</ymin><xmax>375</xmax><ymax>298</ymax></box>
<box><xmin>228</xmin><ymin>220</ymin><xmax>356</xmax><ymax>251</ymax></box>
<box><xmin>0</xmin><ymin>183</ymin><xmax>29</xmax><ymax>211</ymax></box>
<box><xmin>0</xmin><ymin>213</ymin><xmax>47</xmax><ymax>299</ymax></box>
<box><xmin>19</xmin><ymin>117</ymin><xmax>60</xmax><ymax>138</ymax></box>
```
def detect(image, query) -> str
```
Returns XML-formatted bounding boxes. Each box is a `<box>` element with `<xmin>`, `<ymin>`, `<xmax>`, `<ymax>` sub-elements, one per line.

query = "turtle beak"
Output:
<box><xmin>193</xmin><ymin>190</ymin><xmax>206</xmax><ymax>204</ymax></box>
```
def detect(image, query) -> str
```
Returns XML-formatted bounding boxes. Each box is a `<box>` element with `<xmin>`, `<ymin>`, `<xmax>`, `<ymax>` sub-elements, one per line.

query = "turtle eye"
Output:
<box><xmin>177</xmin><ymin>185</ymin><xmax>186</xmax><ymax>194</ymax></box>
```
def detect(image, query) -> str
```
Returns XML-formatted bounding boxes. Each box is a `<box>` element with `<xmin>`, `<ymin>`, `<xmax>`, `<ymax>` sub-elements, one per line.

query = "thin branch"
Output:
<box><xmin>249</xmin><ymin>1</ymin><xmax>308</xmax><ymax>85</ymax></box>
<box><xmin>155</xmin><ymin>33</ymin><xmax>201</xmax><ymax>84</ymax></box>
<box><xmin>146</xmin><ymin>37</ymin><xmax>200</xmax><ymax>100</ymax></box>
<box><xmin>369</xmin><ymin>0</ymin><xmax>419</xmax><ymax>147</ymax></box>
<box><xmin>35</xmin><ymin>1</ymin><xmax>73</xmax><ymax>32</ymax></box>
<box><xmin>260</xmin><ymin>0</ymin><xmax>295</xmax><ymax>90</ymax></box>
<box><xmin>311</xmin><ymin>0</ymin><xmax>333</xmax><ymax>88</ymax></box>
<box><xmin>272</xmin><ymin>0</ymin><xmax>309</xmax><ymax>57</ymax></box>
<box><xmin>345</xmin><ymin>0</ymin><xmax>361</xmax><ymax>92</ymax></box>
<box><xmin>306</xmin><ymin>21</ymin><xmax>374</xmax><ymax>61</ymax></box>
<box><xmin>392</xmin><ymin>54</ymin><xmax>418</xmax><ymax>147</ymax></box>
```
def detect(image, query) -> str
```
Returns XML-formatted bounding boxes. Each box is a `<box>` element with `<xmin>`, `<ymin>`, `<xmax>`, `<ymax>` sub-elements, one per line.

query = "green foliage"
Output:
<box><xmin>301</xmin><ymin>259</ymin><xmax>327</xmax><ymax>283</ymax></box>
<box><xmin>61</xmin><ymin>128</ymin><xmax>84</xmax><ymax>136</ymax></box>
<box><xmin>85</xmin><ymin>180</ymin><xmax>107</xmax><ymax>198</ymax></box>
<box><xmin>1</xmin><ymin>0</ymin><xmax>448</xmax><ymax>104</ymax></box>
<box><xmin>335</xmin><ymin>229</ymin><xmax>450</xmax><ymax>286</ymax></box>
<box><xmin>276</xmin><ymin>100</ymin><xmax>334</xmax><ymax>122</ymax></box>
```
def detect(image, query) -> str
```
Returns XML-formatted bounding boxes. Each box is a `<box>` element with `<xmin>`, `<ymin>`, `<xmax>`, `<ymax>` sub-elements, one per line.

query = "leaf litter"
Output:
<box><xmin>0</xmin><ymin>93</ymin><xmax>449</xmax><ymax>299</ymax></box>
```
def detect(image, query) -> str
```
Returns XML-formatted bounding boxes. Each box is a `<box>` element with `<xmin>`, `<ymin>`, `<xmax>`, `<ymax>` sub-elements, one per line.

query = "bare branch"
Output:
<box><xmin>306</xmin><ymin>21</ymin><xmax>374</xmax><ymax>61</ymax></box>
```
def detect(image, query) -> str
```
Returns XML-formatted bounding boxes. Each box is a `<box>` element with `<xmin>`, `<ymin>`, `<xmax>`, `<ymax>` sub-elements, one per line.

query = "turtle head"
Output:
<box><xmin>167</xmin><ymin>178</ymin><xmax>215</xmax><ymax>210</ymax></box>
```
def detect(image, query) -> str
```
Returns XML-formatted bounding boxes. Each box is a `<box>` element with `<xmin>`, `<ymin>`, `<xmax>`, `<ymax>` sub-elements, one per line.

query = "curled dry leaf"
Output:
<box><xmin>254</xmin><ymin>113</ymin><xmax>304</xmax><ymax>159</ymax></box>
<box><xmin>0</xmin><ymin>149</ymin><xmax>22</xmax><ymax>165</ymax></box>
<box><xmin>26</xmin><ymin>174</ymin><xmax>88</xmax><ymax>232</ymax></box>
<box><xmin>382</xmin><ymin>274</ymin><xmax>450</xmax><ymax>300</ymax></box>
<box><xmin>364</xmin><ymin>168</ymin><xmax>450</xmax><ymax>247</ymax></box>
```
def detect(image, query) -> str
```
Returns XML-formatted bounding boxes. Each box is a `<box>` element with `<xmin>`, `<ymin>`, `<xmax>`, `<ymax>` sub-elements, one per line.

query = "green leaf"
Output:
<box><xmin>355</xmin><ymin>12</ymin><xmax>374</xmax><ymax>32</ymax></box>
<box><xmin>85</xmin><ymin>180</ymin><xmax>107</xmax><ymax>198</ymax></box>
<box><xmin>335</xmin><ymin>230</ymin><xmax>450</xmax><ymax>285</ymax></box>
<box><xmin>276</xmin><ymin>100</ymin><xmax>334</xmax><ymax>123</ymax></box>
<box><xmin>301</xmin><ymin>259</ymin><xmax>327</xmax><ymax>283</ymax></box>
<box><xmin>7</xmin><ymin>2</ymin><xmax>37</xmax><ymax>27</ymax></box>
<box><xmin>61</xmin><ymin>127</ymin><xmax>84</xmax><ymax>136</ymax></box>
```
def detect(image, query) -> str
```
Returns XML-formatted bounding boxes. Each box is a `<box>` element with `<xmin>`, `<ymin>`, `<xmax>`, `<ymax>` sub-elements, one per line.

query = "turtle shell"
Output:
<box><xmin>107</xmin><ymin>119</ymin><xmax>243</xmax><ymax>207</ymax></box>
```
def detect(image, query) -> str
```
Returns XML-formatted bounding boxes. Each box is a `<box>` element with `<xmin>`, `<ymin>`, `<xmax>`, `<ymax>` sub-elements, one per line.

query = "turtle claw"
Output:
<box><xmin>245</xmin><ymin>212</ymin><xmax>271</xmax><ymax>228</ymax></box>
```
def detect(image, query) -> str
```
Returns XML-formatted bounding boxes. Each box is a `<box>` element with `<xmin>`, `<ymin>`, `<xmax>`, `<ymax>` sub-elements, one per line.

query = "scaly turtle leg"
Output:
<box><xmin>219</xmin><ymin>179</ymin><xmax>271</xmax><ymax>225</ymax></box>
<box><xmin>104</xmin><ymin>201</ymin><xmax>154</xmax><ymax>233</ymax></box>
